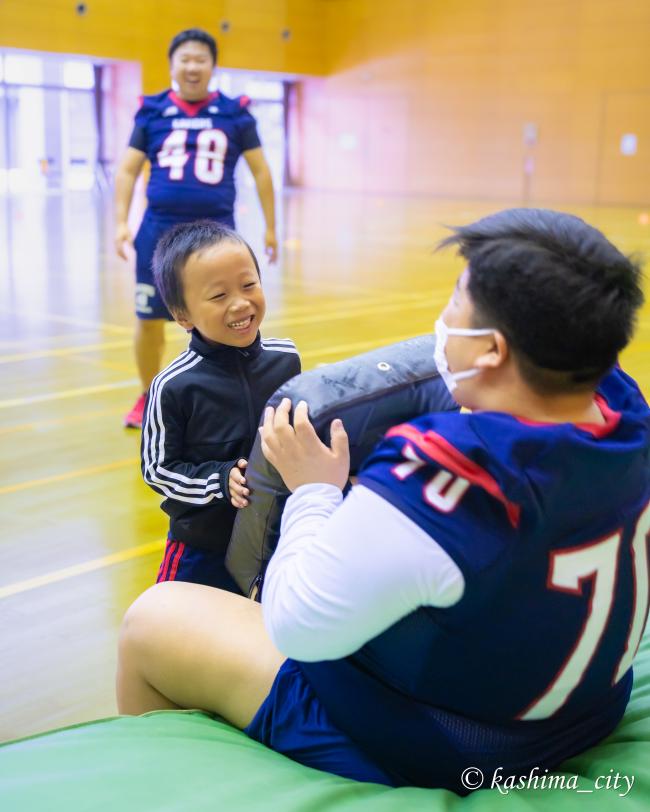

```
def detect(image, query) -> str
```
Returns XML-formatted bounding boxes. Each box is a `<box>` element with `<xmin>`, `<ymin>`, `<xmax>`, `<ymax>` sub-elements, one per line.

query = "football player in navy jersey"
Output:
<box><xmin>114</xmin><ymin>28</ymin><xmax>278</xmax><ymax>429</ymax></box>
<box><xmin>117</xmin><ymin>209</ymin><xmax>649</xmax><ymax>794</ymax></box>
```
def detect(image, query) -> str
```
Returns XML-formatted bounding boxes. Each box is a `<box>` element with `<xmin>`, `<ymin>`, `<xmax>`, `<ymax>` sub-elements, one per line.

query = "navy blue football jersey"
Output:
<box><xmin>129</xmin><ymin>90</ymin><xmax>261</xmax><ymax>218</ymax></box>
<box><xmin>355</xmin><ymin>367</ymin><xmax>650</xmax><ymax>724</ymax></box>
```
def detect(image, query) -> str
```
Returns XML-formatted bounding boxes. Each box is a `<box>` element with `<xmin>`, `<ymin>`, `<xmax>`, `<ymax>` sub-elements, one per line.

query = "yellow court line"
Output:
<box><xmin>0</xmin><ymin>457</ymin><xmax>139</xmax><ymax>496</ymax></box>
<box><xmin>0</xmin><ymin>330</ymin><xmax>111</xmax><ymax>350</ymax></box>
<box><xmin>0</xmin><ymin>308</ymin><xmax>134</xmax><ymax>335</ymax></box>
<box><xmin>0</xmin><ymin>337</ymin><xmax>432</xmax><ymax>595</ymax></box>
<box><xmin>300</xmin><ymin>331</ymin><xmax>428</xmax><ymax>360</ymax></box>
<box><xmin>264</xmin><ymin>295</ymin><xmax>444</xmax><ymax>329</ymax></box>
<box><xmin>270</xmin><ymin>287</ymin><xmax>438</xmax><ymax>310</ymax></box>
<box><xmin>0</xmin><ymin>329</ymin><xmax>433</xmax><ymax>412</ymax></box>
<box><xmin>0</xmin><ymin>336</ymin><xmax>430</xmax><ymax>594</ymax></box>
<box><xmin>62</xmin><ymin>354</ymin><xmax>136</xmax><ymax>374</ymax></box>
<box><xmin>0</xmin><ymin>334</ymin><xmax>428</xmax><ymax>491</ymax></box>
<box><xmin>0</xmin><ymin>378</ymin><xmax>140</xmax><ymax>409</ymax></box>
<box><xmin>2</xmin><ymin>323</ymin><xmax>646</xmax><ymax>415</ymax></box>
<box><xmin>0</xmin><ymin>539</ymin><xmax>165</xmax><ymax>599</ymax></box>
<box><xmin>0</xmin><ymin>294</ymin><xmax>444</xmax><ymax>365</ymax></box>
<box><xmin>0</xmin><ymin>339</ymin><xmax>133</xmax><ymax>364</ymax></box>
<box><xmin>0</xmin><ymin>407</ymin><xmax>127</xmax><ymax>436</ymax></box>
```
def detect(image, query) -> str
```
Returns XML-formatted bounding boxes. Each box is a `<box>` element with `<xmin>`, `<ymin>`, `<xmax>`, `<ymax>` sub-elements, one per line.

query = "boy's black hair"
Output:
<box><xmin>153</xmin><ymin>220</ymin><xmax>260</xmax><ymax>316</ymax></box>
<box><xmin>168</xmin><ymin>28</ymin><xmax>218</xmax><ymax>65</ymax></box>
<box><xmin>438</xmin><ymin>208</ymin><xmax>644</xmax><ymax>393</ymax></box>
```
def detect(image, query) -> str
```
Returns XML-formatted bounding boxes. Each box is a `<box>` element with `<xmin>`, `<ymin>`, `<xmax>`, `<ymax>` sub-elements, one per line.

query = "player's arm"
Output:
<box><xmin>140</xmin><ymin>386</ymin><xmax>246</xmax><ymax>508</ymax></box>
<box><xmin>114</xmin><ymin>147</ymin><xmax>147</xmax><ymax>260</ymax></box>
<box><xmin>262</xmin><ymin>483</ymin><xmax>464</xmax><ymax>661</ymax></box>
<box><xmin>243</xmin><ymin>147</ymin><xmax>277</xmax><ymax>263</ymax></box>
<box><xmin>258</xmin><ymin>399</ymin><xmax>465</xmax><ymax>660</ymax></box>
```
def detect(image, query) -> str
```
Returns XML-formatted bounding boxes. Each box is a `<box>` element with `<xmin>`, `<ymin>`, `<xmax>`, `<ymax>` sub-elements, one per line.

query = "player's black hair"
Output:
<box><xmin>438</xmin><ymin>208</ymin><xmax>645</xmax><ymax>393</ymax></box>
<box><xmin>153</xmin><ymin>220</ymin><xmax>260</xmax><ymax>316</ymax></box>
<box><xmin>168</xmin><ymin>29</ymin><xmax>218</xmax><ymax>65</ymax></box>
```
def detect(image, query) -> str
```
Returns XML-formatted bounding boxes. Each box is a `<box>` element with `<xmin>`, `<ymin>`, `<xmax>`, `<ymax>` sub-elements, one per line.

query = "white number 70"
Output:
<box><xmin>520</xmin><ymin>500</ymin><xmax>650</xmax><ymax>720</ymax></box>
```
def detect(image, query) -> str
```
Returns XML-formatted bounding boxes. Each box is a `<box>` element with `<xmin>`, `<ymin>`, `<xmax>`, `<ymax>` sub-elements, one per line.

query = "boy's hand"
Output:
<box><xmin>260</xmin><ymin>399</ymin><xmax>350</xmax><ymax>492</ymax></box>
<box><xmin>229</xmin><ymin>459</ymin><xmax>249</xmax><ymax>508</ymax></box>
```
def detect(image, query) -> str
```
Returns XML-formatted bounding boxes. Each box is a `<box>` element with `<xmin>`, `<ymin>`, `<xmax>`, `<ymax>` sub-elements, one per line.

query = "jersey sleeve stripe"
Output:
<box><xmin>386</xmin><ymin>423</ymin><xmax>521</xmax><ymax>528</ymax></box>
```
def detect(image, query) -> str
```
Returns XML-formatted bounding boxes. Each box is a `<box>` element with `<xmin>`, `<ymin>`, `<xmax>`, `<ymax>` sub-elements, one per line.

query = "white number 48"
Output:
<box><xmin>157</xmin><ymin>128</ymin><xmax>228</xmax><ymax>184</ymax></box>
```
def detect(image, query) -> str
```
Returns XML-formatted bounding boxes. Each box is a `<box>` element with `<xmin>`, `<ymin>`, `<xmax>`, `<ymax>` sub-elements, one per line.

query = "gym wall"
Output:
<box><xmin>0</xmin><ymin>0</ymin><xmax>326</xmax><ymax>88</ymax></box>
<box><xmin>298</xmin><ymin>0</ymin><xmax>650</xmax><ymax>205</ymax></box>
<box><xmin>2</xmin><ymin>0</ymin><xmax>650</xmax><ymax>205</ymax></box>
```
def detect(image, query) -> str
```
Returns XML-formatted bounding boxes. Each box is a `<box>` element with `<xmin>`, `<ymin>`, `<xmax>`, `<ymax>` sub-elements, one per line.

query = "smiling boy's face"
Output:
<box><xmin>175</xmin><ymin>241</ymin><xmax>266</xmax><ymax>347</ymax></box>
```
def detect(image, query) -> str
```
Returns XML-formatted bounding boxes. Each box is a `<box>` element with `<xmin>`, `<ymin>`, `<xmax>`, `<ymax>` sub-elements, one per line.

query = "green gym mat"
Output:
<box><xmin>1</xmin><ymin>627</ymin><xmax>649</xmax><ymax>811</ymax></box>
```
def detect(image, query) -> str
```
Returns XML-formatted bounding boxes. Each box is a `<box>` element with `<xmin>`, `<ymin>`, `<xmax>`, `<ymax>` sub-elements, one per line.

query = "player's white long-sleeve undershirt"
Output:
<box><xmin>261</xmin><ymin>483</ymin><xmax>465</xmax><ymax>662</ymax></box>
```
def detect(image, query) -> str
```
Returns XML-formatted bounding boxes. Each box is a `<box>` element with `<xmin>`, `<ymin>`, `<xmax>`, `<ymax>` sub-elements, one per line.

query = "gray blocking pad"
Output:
<box><xmin>226</xmin><ymin>334</ymin><xmax>458</xmax><ymax>597</ymax></box>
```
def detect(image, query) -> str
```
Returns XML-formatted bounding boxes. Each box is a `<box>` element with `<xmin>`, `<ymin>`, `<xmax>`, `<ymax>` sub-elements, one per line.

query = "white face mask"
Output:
<box><xmin>434</xmin><ymin>318</ymin><xmax>495</xmax><ymax>393</ymax></box>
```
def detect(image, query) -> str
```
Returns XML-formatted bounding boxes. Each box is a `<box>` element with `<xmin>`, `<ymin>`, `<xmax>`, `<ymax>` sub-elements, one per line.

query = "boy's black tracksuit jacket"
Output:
<box><xmin>141</xmin><ymin>329</ymin><xmax>301</xmax><ymax>552</ymax></box>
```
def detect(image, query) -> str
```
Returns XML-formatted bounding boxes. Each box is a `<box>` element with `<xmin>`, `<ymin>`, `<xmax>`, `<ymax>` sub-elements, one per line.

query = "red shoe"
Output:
<box><xmin>124</xmin><ymin>393</ymin><xmax>146</xmax><ymax>429</ymax></box>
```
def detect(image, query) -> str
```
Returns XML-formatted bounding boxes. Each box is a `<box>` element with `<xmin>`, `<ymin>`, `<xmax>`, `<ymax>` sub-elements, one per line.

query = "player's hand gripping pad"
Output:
<box><xmin>225</xmin><ymin>335</ymin><xmax>458</xmax><ymax>597</ymax></box>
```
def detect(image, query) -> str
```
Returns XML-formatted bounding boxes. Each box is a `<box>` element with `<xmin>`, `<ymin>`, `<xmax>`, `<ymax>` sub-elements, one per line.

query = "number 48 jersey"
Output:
<box><xmin>129</xmin><ymin>90</ymin><xmax>262</xmax><ymax>220</ymax></box>
<box><xmin>355</xmin><ymin>367</ymin><xmax>650</xmax><ymax>725</ymax></box>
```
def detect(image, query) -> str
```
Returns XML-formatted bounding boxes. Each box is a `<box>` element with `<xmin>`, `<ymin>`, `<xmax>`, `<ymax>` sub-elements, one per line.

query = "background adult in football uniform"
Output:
<box><xmin>114</xmin><ymin>28</ymin><xmax>277</xmax><ymax>429</ymax></box>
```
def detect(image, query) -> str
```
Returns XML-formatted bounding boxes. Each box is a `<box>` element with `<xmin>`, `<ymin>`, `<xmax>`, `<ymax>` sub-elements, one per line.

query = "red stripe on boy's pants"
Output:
<box><xmin>168</xmin><ymin>542</ymin><xmax>186</xmax><ymax>581</ymax></box>
<box><xmin>157</xmin><ymin>541</ymin><xmax>177</xmax><ymax>583</ymax></box>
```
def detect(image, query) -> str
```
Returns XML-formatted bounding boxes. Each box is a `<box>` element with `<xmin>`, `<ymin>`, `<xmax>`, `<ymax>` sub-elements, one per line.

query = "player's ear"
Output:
<box><xmin>174</xmin><ymin>310</ymin><xmax>194</xmax><ymax>333</ymax></box>
<box><xmin>475</xmin><ymin>330</ymin><xmax>508</xmax><ymax>370</ymax></box>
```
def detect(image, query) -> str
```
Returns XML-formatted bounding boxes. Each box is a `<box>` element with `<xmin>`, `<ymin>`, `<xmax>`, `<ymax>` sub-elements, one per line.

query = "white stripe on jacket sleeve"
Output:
<box><xmin>261</xmin><ymin>337</ymin><xmax>299</xmax><ymax>355</ymax></box>
<box><xmin>142</xmin><ymin>352</ymin><xmax>225</xmax><ymax>503</ymax></box>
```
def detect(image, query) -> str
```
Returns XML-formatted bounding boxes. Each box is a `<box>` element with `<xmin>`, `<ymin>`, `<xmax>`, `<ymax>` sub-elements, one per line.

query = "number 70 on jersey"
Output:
<box><xmin>394</xmin><ymin>443</ymin><xmax>650</xmax><ymax>720</ymax></box>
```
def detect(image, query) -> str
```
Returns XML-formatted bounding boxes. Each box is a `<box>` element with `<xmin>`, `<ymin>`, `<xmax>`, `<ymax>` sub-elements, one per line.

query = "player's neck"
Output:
<box><xmin>479</xmin><ymin>382</ymin><xmax>605</xmax><ymax>426</ymax></box>
<box><xmin>176</xmin><ymin>92</ymin><xmax>210</xmax><ymax>103</ymax></box>
<box><xmin>514</xmin><ymin>395</ymin><xmax>604</xmax><ymax>426</ymax></box>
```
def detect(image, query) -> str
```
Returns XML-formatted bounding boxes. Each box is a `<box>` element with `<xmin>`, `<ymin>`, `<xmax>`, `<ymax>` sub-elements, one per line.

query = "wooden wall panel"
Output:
<box><xmin>597</xmin><ymin>92</ymin><xmax>650</xmax><ymax>206</ymax></box>
<box><xmin>298</xmin><ymin>0</ymin><xmax>650</xmax><ymax>205</ymax></box>
<box><xmin>0</xmin><ymin>0</ymin><xmax>326</xmax><ymax>89</ymax></box>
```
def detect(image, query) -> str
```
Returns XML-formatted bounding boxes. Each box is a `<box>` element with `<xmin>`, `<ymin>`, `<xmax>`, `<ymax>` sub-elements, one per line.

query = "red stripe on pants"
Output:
<box><xmin>157</xmin><ymin>541</ymin><xmax>177</xmax><ymax>583</ymax></box>
<box><xmin>168</xmin><ymin>542</ymin><xmax>186</xmax><ymax>581</ymax></box>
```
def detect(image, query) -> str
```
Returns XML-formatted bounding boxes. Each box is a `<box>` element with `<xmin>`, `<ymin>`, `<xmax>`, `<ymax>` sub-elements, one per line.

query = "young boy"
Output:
<box><xmin>141</xmin><ymin>220</ymin><xmax>300</xmax><ymax>592</ymax></box>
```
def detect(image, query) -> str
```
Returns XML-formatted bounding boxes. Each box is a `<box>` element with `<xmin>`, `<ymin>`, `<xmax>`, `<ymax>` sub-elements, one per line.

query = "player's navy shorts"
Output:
<box><xmin>244</xmin><ymin>659</ymin><xmax>395</xmax><ymax>785</ymax></box>
<box><xmin>156</xmin><ymin>537</ymin><xmax>241</xmax><ymax>594</ymax></box>
<box><xmin>134</xmin><ymin>209</ymin><xmax>236</xmax><ymax>320</ymax></box>
<box><xmin>245</xmin><ymin>660</ymin><xmax>632</xmax><ymax>792</ymax></box>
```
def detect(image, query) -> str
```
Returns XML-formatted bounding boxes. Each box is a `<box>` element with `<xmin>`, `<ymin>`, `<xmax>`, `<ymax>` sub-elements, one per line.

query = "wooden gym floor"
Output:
<box><xmin>1</xmin><ymin>188</ymin><xmax>649</xmax><ymax>741</ymax></box>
